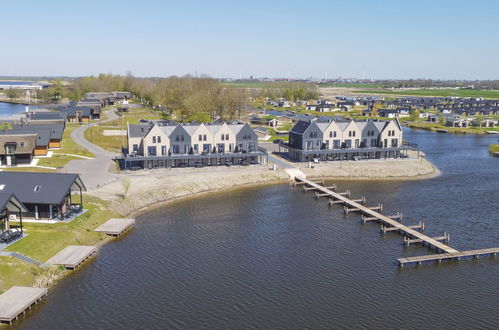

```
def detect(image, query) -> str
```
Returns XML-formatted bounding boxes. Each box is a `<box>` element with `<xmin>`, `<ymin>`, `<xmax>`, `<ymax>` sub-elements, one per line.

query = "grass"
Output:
<box><xmin>489</xmin><ymin>144</ymin><xmax>499</xmax><ymax>153</ymax></box>
<box><xmin>83</xmin><ymin>106</ymin><xmax>165</xmax><ymax>153</ymax></box>
<box><xmin>37</xmin><ymin>155</ymin><xmax>79</xmax><ymax>168</ymax></box>
<box><xmin>406</xmin><ymin>122</ymin><xmax>499</xmax><ymax>134</ymax></box>
<box><xmin>0</xmin><ymin>257</ymin><xmax>38</xmax><ymax>293</ymax></box>
<box><xmin>2</xmin><ymin>167</ymin><xmax>56</xmax><ymax>173</ymax></box>
<box><xmin>352</xmin><ymin>89</ymin><xmax>499</xmax><ymax>98</ymax></box>
<box><xmin>61</xmin><ymin>126</ymin><xmax>94</xmax><ymax>157</ymax></box>
<box><xmin>318</xmin><ymin>83</ymin><xmax>385</xmax><ymax>88</ymax></box>
<box><xmin>5</xmin><ymin>196</ymin><xmax>120</xmax><ymax>263</ymax></box>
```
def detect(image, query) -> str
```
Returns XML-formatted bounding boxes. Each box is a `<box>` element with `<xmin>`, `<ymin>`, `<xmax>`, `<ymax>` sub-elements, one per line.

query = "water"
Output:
<box><xmin>17</xmin><ymin>129</ymin><xmax>499</xmax><ymax>329</ymax></box>
<box><xmin>0</xmin><ymin>101</ymin><xmax>27</xmax><ymax>117</ymax></box>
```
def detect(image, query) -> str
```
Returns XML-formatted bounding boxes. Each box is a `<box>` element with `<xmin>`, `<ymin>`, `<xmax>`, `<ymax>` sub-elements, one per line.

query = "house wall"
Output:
<box><xmin>34</xmin><ymin>146</ymin><xmax>48</xmax><ymax>156</ymax></box>
<box><xmin>236</xmin><ymin>124</ymin><xmax>258</xmax><ymax>151</ymax></box>
<box><xmin>379</xmin><ymin>121</ymin><xmax>403</xmax><ymax>148</ymax></box>
<box><xmin>213</xmin><ymin>124</ymin><xmax>236</xmax><ymax>153</ymax></box>
<box><xmin>170</xmin><ymin>125</ymin><xmax>192</xmax><ymax>154</ymax></box>
<box><xmin>342</xmin><ymin>121</ymin><xmax>362</xmax><ymax>148</ymax></box>
<box><xmin>49</xmin><ymin>139</ymin><xmax>61</xmax><ymax>148</ymax></box>
<box><xmin>322</xmin><ymin>122</ymin><xmax>343</xmax><ymax>150</ymax></box>
<box><xmin>361</xmin><ymin>121</ymin><xmax>381</xmax><ymax>148</ymax></box>
<box><xmin>301</xmin><ymin>123</ymin><xmax>323</xmax><ymax>151</ymax></box>
<box><xmin>143</xmin><ymin>125</ymin><xmax>170</xmax><ymax>156</ymax></box>
<box><xmin>191</xmin><ymin>124</ymin><xmax>213</xmax><ymax>154</ymax></box>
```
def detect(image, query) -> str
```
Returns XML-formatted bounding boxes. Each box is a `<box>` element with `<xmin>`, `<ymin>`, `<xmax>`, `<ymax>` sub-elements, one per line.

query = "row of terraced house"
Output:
<box><xmin>123</xmin><ymin>121</ymin><xmax>267</xmax><ymax>169</ymax></box>
<box><xmin>286</xmin><ymin>118</ymin><xmax>411</xmax><ymax>161</ymax></box>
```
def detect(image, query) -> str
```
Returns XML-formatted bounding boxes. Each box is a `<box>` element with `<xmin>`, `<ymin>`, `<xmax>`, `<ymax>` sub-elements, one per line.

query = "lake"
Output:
<box><xmin>16</xmin><ymin>129</ymin><xmax>499</xmax><ymax>329</ymax></box>
<box><xmin>0</xmin><ymin>101</ymin><xmax>27</xmax><ymax>117</ymax></box>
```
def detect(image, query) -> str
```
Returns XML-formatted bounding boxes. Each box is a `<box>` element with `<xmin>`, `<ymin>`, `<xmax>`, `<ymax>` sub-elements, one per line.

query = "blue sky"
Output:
<box><xmin>2</xmin><ymin>0</ymin><xmax>498</xmax><ymax>79</ymax></box>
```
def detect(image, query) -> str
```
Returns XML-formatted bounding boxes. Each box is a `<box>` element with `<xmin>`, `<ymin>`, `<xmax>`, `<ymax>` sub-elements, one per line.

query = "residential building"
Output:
<box><xmin>123</xmin><ymin>122</ymin><xmax>266</xmax><ymax>169</ymax></box>
<box><xmin>286</xmin><ymin>119</ymin><xmax>407</xmax><ymax>161</ymax></box>
<box><xmin>0</xmin><ymin>172</ymin><xmax>86</xmax><ymax>220</ymax></box>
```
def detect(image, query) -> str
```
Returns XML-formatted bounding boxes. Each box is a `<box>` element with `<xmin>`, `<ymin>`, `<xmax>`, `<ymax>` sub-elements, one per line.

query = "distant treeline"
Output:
<box><xmin>33</xmin><ymin>74</ymin><xmax>320</xmax><ymax>122</ymax></box>
<box><xmin>319</xmin><ymin>79</ymin><xmax>499</xmax><ymax>90</ymax></box>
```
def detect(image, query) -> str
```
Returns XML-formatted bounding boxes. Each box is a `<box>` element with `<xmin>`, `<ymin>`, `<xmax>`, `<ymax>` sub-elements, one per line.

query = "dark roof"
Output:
<box><xmin>0</xmin><ymin>129</ymin><xmax>50</xmax><ymax>147</ymax></box>
<box><xmin>29</xmin><ymin>111</ymin><xmax>67</xmax><ymax>120</ymax></box>
<box><xmin>128</xmin><ymin>124</ymin><xmax>151</xmax><ymax>138</ymax></box>
<box><xmin>0</xmin><ymin>172</ymin><xmax>86</xmax><ymax>205</ymax></box>
<box><xmin>290</xmin><ymin>120</ymin><xmax>312</xmax><ymax>135</ymax></box>
<box><xmin>11</xmin><ymin>124</ymin><xmax>65</xmax><ymax>140</ymax></box>
<box><xmin>0</xmin><ymin>193</ymin><xmax>28</xmax><ymax>213</ymax></box>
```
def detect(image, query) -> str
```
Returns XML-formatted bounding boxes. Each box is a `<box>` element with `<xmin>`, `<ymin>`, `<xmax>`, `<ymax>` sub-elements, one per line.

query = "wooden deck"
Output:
<box><xmin>295</xmin><ymin>177</ymin><xmax>499</xmax><ymax>267</ymax></box>
<box><xmin>94</xmin><ymin>218</ymin><xmax>135</xmax><ymax>236</ymax></box>
<box><xmin>296</xmin><ymin>177</ymin><xmax>458</xmax><ymax>254</ymax></box>
<box><xmin>47</xmin><ymin>245</ymin><xmax>97</xmax><ymax>269</ymax></box>
<box><xmin>0</xmin><ymin>286</ymin><xmax>48</xmax><ymax>324</ymax></box>
<box><xmin>398</xmin><ymin>247</ymin><xmax>499</xmax><ymax>267</ymax></box>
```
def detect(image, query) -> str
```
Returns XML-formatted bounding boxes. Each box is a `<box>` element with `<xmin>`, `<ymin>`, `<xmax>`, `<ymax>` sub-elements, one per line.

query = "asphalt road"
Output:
<box><xmin>65</xmin><ymin>110</ymin><xmax>121</xmax><ymax>189</ymax></box>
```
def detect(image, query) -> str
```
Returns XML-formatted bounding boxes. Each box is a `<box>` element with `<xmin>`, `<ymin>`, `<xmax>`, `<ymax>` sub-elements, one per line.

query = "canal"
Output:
<box><xmin>17</xmin><ymin>129</ymin><xmax>499</xmax><ymax>329</ymax></box>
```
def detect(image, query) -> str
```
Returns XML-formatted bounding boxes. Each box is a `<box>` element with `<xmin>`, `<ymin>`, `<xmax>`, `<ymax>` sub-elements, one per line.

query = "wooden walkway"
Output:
<box><xmin>47</xmin><ymin>245</ymin><xmax>97</xmax><ymax>269</ymax></box>
<box><xmin>295</xmin><ymin>177</ymin><xmax>499</xmax><ymax>267</ymax></box>
<box><xmin>0</xmin><ymin>286</ymin><xmax>48</xmax><ymax>324</ymax></box>
<box><xmin>398</xmin><ymin>247</ymin><xmax>499</xmax><ymax>267</ymax></box>
<box><xmin>95</xmin><ymin>218</ymin><xmax>135</xmax><ymax>236</ymax></box>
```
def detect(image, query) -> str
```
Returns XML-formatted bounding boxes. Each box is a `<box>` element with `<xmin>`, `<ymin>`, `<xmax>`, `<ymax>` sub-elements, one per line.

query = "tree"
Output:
<box><xmin>121</xmin><ymin>178</ymin><xmax>131</xmax><ymax>199</ymax></box>
<box><xmin>438</xmin><ymin>113</ymin><xmax>446</xmax><ymax>126</ymax></box>
<box><xmin>5</xmin><ymin>88</ymin><xmax>21</xmax><ymax>100</ymax></box>
<box><xmin>410</xmin><ymin>110</ymin><xmax>420</xmax><ymax>122</ymax></box>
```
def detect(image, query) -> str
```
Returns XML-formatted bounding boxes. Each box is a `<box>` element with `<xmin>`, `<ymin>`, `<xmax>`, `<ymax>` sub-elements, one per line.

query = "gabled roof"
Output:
<box><xmin>290</xmin><ymin>120</ymin><xmax>312</xmax><ymax>135</ymax></box>
<box><xmin>0</xmin><ymin>129</ymin><xmax>50</xmax><ymax>147</ymax></box>
<box><xmin>0</xmin><ymin>172</ymin><xmax>86</xmax><ymax>205</ymax></box>
<box><xmin>0</xmin><ymin>134</ymin><xmax>37</xmax><ymax>155</ymax></box>
<box><xmin>11</xmin><ymin>124</ymin><xmax>65</xmax><ymax>140</ymax></box>
<box><xmin>128</xmin><ymin>124</ymin><xmax>151</xmax><ymax>138</ymax></box>
<box><xmin>0</xmin><ymin>193</ymin><xmax>28</xmax><ymax>213</ymax></box>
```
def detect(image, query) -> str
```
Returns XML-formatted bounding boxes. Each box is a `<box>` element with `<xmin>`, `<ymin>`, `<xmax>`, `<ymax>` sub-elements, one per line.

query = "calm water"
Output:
<box><xmin>0</xmin><ymin>101</ymin><xmax>26</xmax><ymax>116</ymax></box>
<box><xmin>18</xmin><ymin>129</ymin><xmax>499</xmax><ymax>329</ymax></box>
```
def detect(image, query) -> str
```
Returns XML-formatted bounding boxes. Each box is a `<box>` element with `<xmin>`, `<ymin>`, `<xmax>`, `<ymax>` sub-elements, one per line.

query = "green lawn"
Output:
<box><xmin>84</xmin><ymin>124</ymin><xmax>124</xmax><ymax>153</ymax></box>
<box><xmin>490</xmin><ymin>144</ymin><xmax>499</xmax><ymax>153</ymax></box>
<box><xmin>2</xmin><ymin>167</ymin><xmax>56</xmax><ymax>173</ymax></box>
<box><xmin>0</xmin><ymin>257</ymin><xmax>38</xmax><ymax>293</ymax></box>
<box><xmin>37</xmin><ymin>155</ymin><xmax>79</xmax><ymax>168</ymax></box>
<box><xmin>406</xmin><ymin>122</ymin><xmax>498</xmax><ymax>134</ymax></box>
<box><xmin>6</xmin><ymin>196</ymin><xmax>120</xmax><ymax>263</ymax></box>
<box><xmin>352</xmin><ymin>89</ymin><xmax>499</xmax><ymax>98</ymax></box>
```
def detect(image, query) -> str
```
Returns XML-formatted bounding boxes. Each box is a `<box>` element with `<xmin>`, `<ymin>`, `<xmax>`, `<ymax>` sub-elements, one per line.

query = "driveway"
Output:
<box><xmin>65</xmin><ymin>110</ymin><xmax>121</xmax><ymax>189</ymax></box>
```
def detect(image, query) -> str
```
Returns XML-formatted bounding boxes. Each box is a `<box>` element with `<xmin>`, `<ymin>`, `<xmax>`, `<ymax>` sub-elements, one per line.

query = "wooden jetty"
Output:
<box><xmin>296</xmin><ymin>177</ymin><xmax>499</xmax><ymax>267</ymax></box>
<box><xmin>398</xmin><ymin>247</ymin><xmax>499</xmax><ymax>267</ymax></box>
<box><xmin>47</xmin><ymin>245</ymin><xmax>97</xmax><ymax>269</ymax></box>
<box><xmin>0</xmin><ymin>286</ymin><xmax>48</xmax><ymax>324</ymax></box>
<box><xmin>95</xmin><ymin>218</ymin><xmax>135</xmax><ymax>236</ymax></box>
<box><xmin>295</xmin><ymin>177</ymin><xmax>458</xmax><ymax>254</ymax></box>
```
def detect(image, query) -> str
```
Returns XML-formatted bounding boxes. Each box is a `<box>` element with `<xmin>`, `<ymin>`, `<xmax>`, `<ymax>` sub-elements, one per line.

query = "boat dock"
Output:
<box><xmin>0</xmin><ymin>286</ymin><xmax>48</xmax><ymax>324</ymax></box>
<box><xmin>94</xmin><ymin>218</ymin><xmax>135</xmax><ymax>236</ymax></box>
<box><xmin>295</xmin><ymin>177</ymin><xmax>499</xmax><ymax>267</ymax></box>
<box><xmin>47</xmin><ymin>245</ymin><xmax>97</xmax><ymax>269</ymax></box>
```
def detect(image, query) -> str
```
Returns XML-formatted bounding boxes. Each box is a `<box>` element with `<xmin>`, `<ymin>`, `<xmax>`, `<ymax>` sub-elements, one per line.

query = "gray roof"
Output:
<box><xmin>11</xmin><ymin>124</ymin><xmax>65</xmax><ymax>140</ymax></box>
<box><xmin>0</xmin><ymin>193</ymin><xmax>28</xmax><ymax>213</ymax></box>
<box><xmin>290</xmin><ymin>120</ymin><xmax>312</xmax><ymax>135</ymax></box>
<box><xmin>128</xmin><ymin>124</ymin><xmax>151</xmax><ymax>138</ymax></box>
<box><xmin>0</xmin><ymin>172</ymin><xmax>86</xmax><ymax>205</ymax></box>
<box><xmin>0</xmin><ymin>129</ymin><xmax>50</xmax><ymax>147</ymax></box>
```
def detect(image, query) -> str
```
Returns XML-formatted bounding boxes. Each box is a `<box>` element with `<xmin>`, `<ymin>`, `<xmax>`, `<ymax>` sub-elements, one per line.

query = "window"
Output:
<box><xmin>132</xmin><ymin>144</ymin><xmax>138</xmax><ymax>152</ymax></box>
<box><xmin>161</xmin><ymin>146</ymin><xmax>167</xmax><ymax>155</ymax></box>
<box><xmin>353</xmin><ymin>131</ymin><xmax>356</xmax><ymax>137</ymax></box>
<box><xmin>225</xmin><ymin>134</ymin><xmax>229</xmax><ymax>140</ymax></box>
<box><xmin>0</xmin><ymin>184</ymin><xmax>5</xmax><ymax>191</ymax></box>
<box><xmin>175</xmin><ymin>135</ymin><xmax>179</xmax><ymax>142</ymax></box>
<box><xmin>193</xmin><ymin>144</ymin><xmax>199</xmax><ymax>153</ymax></box>
<box><xmin>333</xmin><ymin>131</ymin><xmax>337</xmax><ymax>138</ymax></box>
<box><xmin>152</xmin><ymin>136</ymin><xmax>156</xmax><ymax>143</ymax></box>
<box><xmin>180</xmin><ymin>135</ymin><xmax>184</xmax><ymax>142</ymax></box>
<box><xmin>20</xmin><ymin>142</ymin><xmax>24</xmax><ymax>147</ymax></box>
<box><xmin>34</xmin><ymin>185</ymin><xmax>41</xmax><ymax>192</ymax></box>
<box><xmin>221</xmin><ymin>134</ymin><xmax>225</xmax><ymax>141</ymax></box>
<box><xmin>203</xmin><ymin>134</ymin><xmax>207</xmax><ymax>141</ymax></box>
<box><xmin>329</xmin><ymin>132</ymin><xmax>333</xmax><ymax>138</ymax></box>
<box><xmin>158</xmin><ymin>136</ymin><xmax>161</xmax><ymax>143</ymax></box>
<box><xmin>199</xmin><ymin>134</ymin><xmax>202</xmax><ymax>141</ymax></box>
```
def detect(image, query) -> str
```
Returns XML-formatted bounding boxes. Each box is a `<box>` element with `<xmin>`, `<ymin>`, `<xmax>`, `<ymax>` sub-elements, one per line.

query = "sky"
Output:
<box><xmin>1</xmin><ymin>0</ymin><xmax>499</xmax><ymax>80</ymax></box>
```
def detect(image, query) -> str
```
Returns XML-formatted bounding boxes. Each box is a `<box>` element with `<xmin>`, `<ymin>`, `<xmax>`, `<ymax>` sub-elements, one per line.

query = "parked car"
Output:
<box><xmin>273</xmin><ymin>139</ymin><xmax>283</xmax><ymax>144</ymax></box>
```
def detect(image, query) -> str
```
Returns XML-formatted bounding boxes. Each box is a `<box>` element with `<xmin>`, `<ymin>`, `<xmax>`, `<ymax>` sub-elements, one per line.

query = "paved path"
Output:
<box><xmin>65</xmin><ymin>110</ymin><xmax>121</xmax><ymax>189</ymax></box>
<box><xmin>0</xmin><ymin>251</ymin><xmax>46</xmax><ymax>267</ymax></box>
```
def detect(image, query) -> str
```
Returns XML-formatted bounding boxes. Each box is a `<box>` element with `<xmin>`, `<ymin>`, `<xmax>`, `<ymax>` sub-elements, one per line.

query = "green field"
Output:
<box><xmin>352</xmin><ymin>89</ymin><xmax>499</xmax><ymax>98</ymax></box>
<box><xmin>406</xmin><ymin>122</ymin><xmax>499</xmax><ymax>135</ymax></box>
<box><xmin>318</xmin><ymin>83</ymin><xmax>385</xmax><ymax>88</ymax></box>
<box><xmin>490</xmin><ymin>144</ymin><xmax>499</xmax><ymax>153</ymax></box>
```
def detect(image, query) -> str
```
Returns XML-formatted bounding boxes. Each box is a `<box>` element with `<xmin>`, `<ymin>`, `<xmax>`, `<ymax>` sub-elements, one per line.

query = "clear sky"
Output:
<box><xmin>2</xmin><ymin>0</ymin><xmax>498</xmax><ymax>79</ymax></box>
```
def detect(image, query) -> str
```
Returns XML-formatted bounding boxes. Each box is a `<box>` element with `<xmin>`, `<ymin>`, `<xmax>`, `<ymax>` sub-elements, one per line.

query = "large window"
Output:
<box><xmin>147</xmin><ymin>146</ymin><xmax>157</xmax><ymax>156</ymax></box>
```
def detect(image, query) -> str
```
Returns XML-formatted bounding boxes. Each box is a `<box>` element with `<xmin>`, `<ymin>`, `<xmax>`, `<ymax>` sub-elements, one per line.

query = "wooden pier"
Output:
<box><xmin>95</xmin><ymin>218</ymin><xmax>135</xmax><ymax>236</ymax></box>
<box><xmin>0</xmin><ymin>286</ymin><xmax>48</xmax><ymax>324</ymax></box>
<box><xmin>47</xmin><ymin>245</ymin><xmax>97</xmax><ymax>269</ymax></box>
<box><xmin>293</xmin><ymin>177</ymin><xmax>499</xmax><ymax>267</ymax></box>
